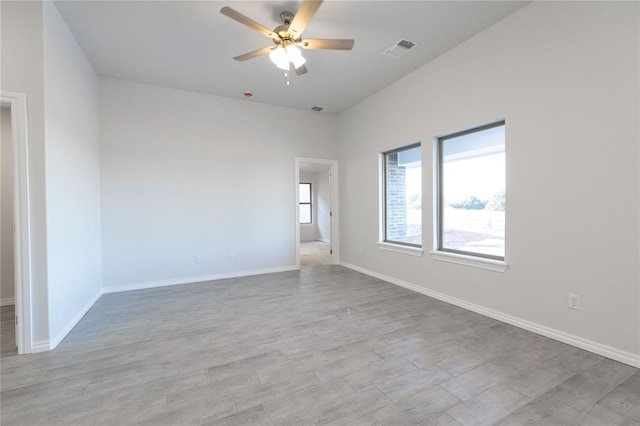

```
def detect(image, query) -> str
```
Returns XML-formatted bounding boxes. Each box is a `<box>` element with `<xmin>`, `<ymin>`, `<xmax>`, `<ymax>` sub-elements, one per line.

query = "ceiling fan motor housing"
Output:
<box><xmin>275</xmin><ymin>11</ymin><xmax>296</xmax><ymax>41</ymax></box>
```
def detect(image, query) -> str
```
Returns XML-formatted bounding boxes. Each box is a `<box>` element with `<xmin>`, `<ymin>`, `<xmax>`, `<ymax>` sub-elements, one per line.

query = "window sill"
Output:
<box><xmin>377</xmin><ymin>242</ymin><xmax>423</xmax><ymax>257</ymax></box>
<box><xmin>430</xmin><ymin>250</ymin><xmax>508</xmax><ymax>272</ymax></box>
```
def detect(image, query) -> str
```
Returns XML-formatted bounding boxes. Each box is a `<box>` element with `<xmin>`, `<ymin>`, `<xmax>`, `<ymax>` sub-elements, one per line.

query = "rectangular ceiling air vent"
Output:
<box><xmin>383</xmin><ymin>39</ymin><xmax>417</xmax><ymax>59</ymax></box>
<box><xmin>310</xmin><ymin>106</ymin><xmax>325</xmax><ymax>112</ymax></box>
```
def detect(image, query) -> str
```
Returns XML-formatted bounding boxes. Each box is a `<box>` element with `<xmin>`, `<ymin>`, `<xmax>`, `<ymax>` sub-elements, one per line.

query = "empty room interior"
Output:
<box><xmin>1</xmin><ymin>0</ymin><xmax>639</xmax><ymax>424</ymax></box>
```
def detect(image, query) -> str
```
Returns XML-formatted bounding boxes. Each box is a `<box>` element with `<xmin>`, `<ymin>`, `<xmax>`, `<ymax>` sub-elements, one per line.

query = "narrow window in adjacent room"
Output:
<box><xmin>436</xmin><ymin>121</ymin><xmax>505</xmax><ymax>260</ymax></box>
<box><xmin>382</xmin><ymin>143</ymin><xmax>422</xmax><ymax>247</ymax></box>
<box><xmin>299</xmin><ymin>183</ymin><xmax>312</xmax><ymax>224</ymax></box>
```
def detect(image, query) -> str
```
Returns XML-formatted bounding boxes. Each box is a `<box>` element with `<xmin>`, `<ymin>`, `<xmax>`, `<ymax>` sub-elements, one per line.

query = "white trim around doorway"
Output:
<box><xmin>1</xmin><ymin>91</ymin><xmax>33</xmax><ymax>354</ymax></box>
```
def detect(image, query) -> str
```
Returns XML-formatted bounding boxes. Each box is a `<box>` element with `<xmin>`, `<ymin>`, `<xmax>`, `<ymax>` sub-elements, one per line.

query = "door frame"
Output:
<box><xmin>1</xmin><ymin>91</ymin><xmax>33</xmax><ymax>354</ymax></box>
<box><xmin>295</xmin><ymin>158</ymin><xmax>339</xmax><ymax>268</ymax></box>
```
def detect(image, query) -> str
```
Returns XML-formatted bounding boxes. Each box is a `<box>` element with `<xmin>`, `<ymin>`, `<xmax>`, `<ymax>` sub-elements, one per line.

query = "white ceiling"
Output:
<box><xmin>54</xmin><ymin>1</ymin><xmax>530</xmax><ymax>114</ymax></box>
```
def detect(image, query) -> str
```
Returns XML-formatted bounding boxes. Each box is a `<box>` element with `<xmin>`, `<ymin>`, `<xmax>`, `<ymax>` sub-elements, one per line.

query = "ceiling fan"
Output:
<box><xmin>220</xmin><ymin>0</ymin><xmax>354</xmax><ymax>78</ymax></box>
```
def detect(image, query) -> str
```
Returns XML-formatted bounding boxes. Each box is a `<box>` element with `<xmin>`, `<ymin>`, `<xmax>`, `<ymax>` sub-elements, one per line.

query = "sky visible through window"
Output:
<box><xmin>443</xmin><ymin>154</ymin><xmax>505</xmax><ymax>202</ymax></box>
<box><xmin>441</xmin><ymin>125</ymin><xmax>505</xmax><ymax>258</ymax></box>
<box><xmin>299</xmin><ymin>183</ymin><xmax>311</xmax><ymax>224</ymax></box>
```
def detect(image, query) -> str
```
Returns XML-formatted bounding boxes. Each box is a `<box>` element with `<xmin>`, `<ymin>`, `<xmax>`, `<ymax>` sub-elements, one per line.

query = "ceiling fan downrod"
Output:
<box><xmin>280</xmin><ymin>11</ymin><xmax>294</xmax><ymax>25</ymax></box>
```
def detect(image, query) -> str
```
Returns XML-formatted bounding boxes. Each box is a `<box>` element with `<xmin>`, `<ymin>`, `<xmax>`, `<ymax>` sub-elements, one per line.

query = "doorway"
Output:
<box><xmin>0</xmin><ymin>106</ymin><xmax>16</xmax><ymax>355</ymax></box>
<box><xmin>1</xmin><ymin>92</ymin><xmax>32</xmax><ymax>355</ymax></box>
<box><xmin>295</xmin><ymin>158</ymin><xmax>339</xmax><ymax>269</ymax></box>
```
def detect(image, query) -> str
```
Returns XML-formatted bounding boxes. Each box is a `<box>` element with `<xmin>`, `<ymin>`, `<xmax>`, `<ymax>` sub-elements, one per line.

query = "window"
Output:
<box><xmin>382</xmin><ymin>143</ymin><xmax>422</xmax><ymax>247</ymax></box>
<box><xmin>436</xmin><ymin>121</ymin><xmax>505</xmax><ymax>260</ymax></box>
<box><xmin>299</xmin><ymin>183</ymin><xmax>312</xmax><ymax>224</ymax></box>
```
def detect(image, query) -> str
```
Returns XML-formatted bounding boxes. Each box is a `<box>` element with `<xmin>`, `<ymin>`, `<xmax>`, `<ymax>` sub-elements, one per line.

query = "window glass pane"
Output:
<box><xmin>299</xmin><ymin>183</ymin><xmax>311</xmax><ymax>203</ymax></box>
<box><xmin>300</xmin><ymin>204</ymin><xmax>311</xmax><ymax>224</ymax></box>
<box><xmin>441</xmin><ymin>124</ymin><xmax>505</xmax><ymax>258</ymax></box>
<box><xmin>385</xmin><ymin>145</ymin><xmax>421</xmax><ymax>246</ymax></box>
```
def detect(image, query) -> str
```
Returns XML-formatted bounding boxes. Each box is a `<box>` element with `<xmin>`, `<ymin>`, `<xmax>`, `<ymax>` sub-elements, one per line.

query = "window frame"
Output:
<box><xmin>435</xmin><ymin>120</ymin><xmax>506</xmax><ymax>263</ymax></box>
<box><xmin>381</xmin><ymin>142</ymin><xmax>422</xmax><ymax>249</ymax></box>
<box><xmin>299</xmin><ymin>182</ymin><xmax>312</xmax><ymax>224</ymax></box>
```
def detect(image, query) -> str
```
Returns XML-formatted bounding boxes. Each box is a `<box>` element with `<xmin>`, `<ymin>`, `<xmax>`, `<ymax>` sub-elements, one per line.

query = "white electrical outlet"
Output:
<box><xmin>194</xmin><ymin>255</ymin><xmax>201</xmax><ymax>264</ymax></box>
<box><xmin>568</xmin><ymin>293</ymin><xmax>581</xmax><ymax>310</ymax></box>
<box><xmin>227</xmin><ymin>252</ymin><xmax>235</xmax><ymax>261</ymax></box>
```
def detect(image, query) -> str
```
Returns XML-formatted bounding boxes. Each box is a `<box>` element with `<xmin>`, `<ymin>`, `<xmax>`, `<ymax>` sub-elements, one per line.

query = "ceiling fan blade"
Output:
<box><xmin>220</xmin><ymin>6</ymin><xmax>279</xmax><ymax>40</ymax></box>
<box><xmin>294</xmin><ymin>64</ymin><xmax>308</xmax><ymax>75</ymax></box>
<box><xmin>301</xmin><ymin>38</ymin><xmax>354</xmax><ymax>50</ymax></box>
<box><xmin>233</xmin><ymin>46</ymin><xmax>275</xmax><ymax>62</ymax></box>
<box><xmin>288</xmin><ymin>0</ymin><xmax>323</xmax><ymax>38</ymax></box>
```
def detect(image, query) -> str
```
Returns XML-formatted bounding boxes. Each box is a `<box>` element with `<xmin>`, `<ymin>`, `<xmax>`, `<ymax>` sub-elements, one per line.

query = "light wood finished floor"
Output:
<box><xmin>1</xmin><ymin>266</ymin><xmax>638</xmax><ymax>425</ymax></box>
<box><xmin>300</xmin><ymin>241</ymin><xmax>331</xmax><ymax>267</ymax></box>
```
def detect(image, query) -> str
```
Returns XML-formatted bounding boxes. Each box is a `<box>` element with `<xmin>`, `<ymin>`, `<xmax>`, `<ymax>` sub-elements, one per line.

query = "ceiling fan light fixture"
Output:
<box><xmin>286</xmin><ymin>44</ymin><xmax>303</xmax><ymax>60</ymax></box>
<box><xmin>286</xmin><ymin>44</ymin><xmax>307</xmax><ymax>69</ymax></box>
<box><xmin>292</xmin><ymin>55</ymin><xmax>307</xmax><ymax>70</ymax></box>
<box><xmin>221</xmin><ymin>1</ymin><xmax>355</xmax><ymax>79</ymax></box>
<box><xmin>269</xmin><ymin>46</ymin><xmax>290</xmax><ymax>70</ymax></box>
<box><xmin>276</xmin><ymin>60</ymin><xmax>290</xmax><ymax>71</ymax></box>
<box><xmin>270</xmin><ymin>44</ymin><xmax>306</xmax><ymax>71</ymax></box>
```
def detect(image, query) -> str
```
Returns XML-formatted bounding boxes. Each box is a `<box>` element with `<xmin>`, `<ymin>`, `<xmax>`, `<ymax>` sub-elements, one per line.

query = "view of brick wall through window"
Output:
<box><xmin>383</xmin><ymin>144</ymin><xmax>422</xmax><ymax>246</ymax></box>
<box><xmin>386</xmin><ymin>153</ymin><xmax>407</xmax><ymax>242</ymax></box>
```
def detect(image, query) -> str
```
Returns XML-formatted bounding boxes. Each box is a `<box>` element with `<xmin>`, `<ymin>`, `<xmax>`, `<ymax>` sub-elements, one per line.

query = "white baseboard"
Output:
<box><xmin>29</xmin><ymin>266</ymin><xmax>300</xmax><ymax>352</ymax></box>
<box><xmin>340</xmin><ymin>261</ymin><xmax>640</xmax><ymax>368</ymax></box>
<box><xmin>103</xmin><ymin>265</ymin><xmax>299</xmax><ymax>294</ymax></box>
<box><xmin>31</xmin><ymin>340</ymin><xmax>51</xmax><ymax>353</ymax></box>
<box><xmin>1</xmin><ymin>298</ymin><xmax>15</xmax><ymax>306</ymax></box>
<box><xmin>49</xmin><ymin>290</ymin><xmax>103</xmax><ymax>350</ymax></box>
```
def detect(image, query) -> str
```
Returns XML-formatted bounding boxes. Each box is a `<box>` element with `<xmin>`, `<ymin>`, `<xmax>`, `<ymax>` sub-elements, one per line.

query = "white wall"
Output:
<box><xmin>300</xmin><ymin>172</ymin><xmax>318</xmax><ymax>242</ymax></box>
<box><xmin>43</xmin><ymin>1</ymin><xmax>102</xmax><ymax>342</ymax></box>
<box><xmin>339</xmin><ymin>1</ymin><xmax>639</xmax><ymax>364</ymax></box>
<box><xmin>1</xmin><ymin>107</ymin><xmax>15</xmax><ymax>304</ymax></box>
<box><xmin>99</xmin><ymin>78</ymin><xmax>339</xmax><ymax>290</ymax></box>
<box><xmin>316</xmin><ymin>168</ymin><xmax>331</xmax><ymax>242</ymax></box>
<box><xmin>1</xmin><ymin>0</ymin><xmax>49</xmax><ymax>343</ymax></box>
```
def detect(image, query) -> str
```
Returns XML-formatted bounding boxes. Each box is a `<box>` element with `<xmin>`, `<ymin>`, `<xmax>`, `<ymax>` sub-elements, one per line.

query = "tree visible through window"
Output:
<box><xmin>382</xmin><ymin>143</ymin><xmax>422</xmax><ymax>247</ymax></box>
<box><xmin>299</xmin><ymin>183</ymin><xmax>312</xmax><ymax>224</ymax></box>
<box><xmin>437</xmin><ymin>121</ymin><xmax>505</xmax><ymax>259</ymax></box>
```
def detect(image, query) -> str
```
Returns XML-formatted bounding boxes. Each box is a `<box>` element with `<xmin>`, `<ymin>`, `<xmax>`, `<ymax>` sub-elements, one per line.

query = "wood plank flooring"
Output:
<box><xmin>300</xmin><ymin>241</ymin><xmax>331</xmax><ymax>267</ymax></box>
<box><xmin>1</xmin><ymin>266</ymin><xmax>638</xmax><ymax>425</ymax></box>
